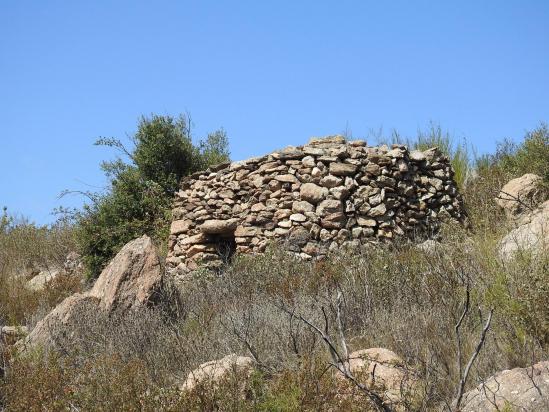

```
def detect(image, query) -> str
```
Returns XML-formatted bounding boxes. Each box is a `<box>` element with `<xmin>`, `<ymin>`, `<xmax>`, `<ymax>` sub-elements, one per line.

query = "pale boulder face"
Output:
<box><xmin>499</xmin><ymin>200</ymin><xmax>549</xmax><ymax>261</ymax></box>
<box><xmin>16</xmin><ymin>294</ymin><xmax>98</xmax><ymax>351</ymax></box>
<box><xmin>339</xmin><ymin>348</ymin><xmax>419</xmax><ymax>405</ymax></box>
<box><xmin>180</xmin><ymin>354</ymin><xmax>254</xmax><ymax>392</ymax></box>
<box><xmin>461</xmin><ymin>361</ymin><xmax>549</xmax><ymax>412</ymax></box>
<box><xmin>18</xmin><ymin>235</ymin><xmax>163</xmax><ymax>351</ymax></box>
<box><xmin>88</xmin><ymin>235</ymin><xmax>163</xmax><ymax>312</ymax></box>
<box><xmin>496</xmin><ymin>173</ymin><xmax>544</xmax><ymax>220</ymax></box>
<box><xmin>26</xmin><ymin>268</ymin><xmax>61</xmax><ymax>291</ymax></box>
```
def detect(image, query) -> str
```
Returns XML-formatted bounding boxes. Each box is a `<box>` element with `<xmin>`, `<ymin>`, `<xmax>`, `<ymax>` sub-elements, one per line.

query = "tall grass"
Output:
<box><xmin>373</xmin><ymin>122</ymin><xmax>472</xmax><ymax>189</ymax></box>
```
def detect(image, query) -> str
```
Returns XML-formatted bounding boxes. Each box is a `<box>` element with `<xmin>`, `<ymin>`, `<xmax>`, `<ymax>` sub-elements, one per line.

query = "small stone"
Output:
<box><xmin>330</xmin><ymin>186</ymin><xmax>350</xmax><ymax>200</ymax></box>
<box><xmin>409</xmin><ymin>150</ymin><xmax>426</xmax><ymax>162</ymax></box>
<box><xmin>302</xmin><ymin>156</ymin><xmax>316</xmax><ymax>167</ymax></box>
<box><xmin>200</xmin><ymin>219</ymin><xmax>239</xmax><ymax>234</ymax></box>
<box><xmin>320</xmin><ymin>175</ymin><xmax>343</xmax><ymax>188</ymax></box>
<box><xmin>367</xmin><ymin>204</ymin><xmax>387</xmax><ymax>217</ymax></box>
<box><xmin>300</xmin><ymin>183</ymin><xmax>328</xmax><ymax>204</ymax></box>
<box><xmin>357</xmin><ymin>217</ymin><xmax>377</xmax><ymax>227</ymax></box>
<box><xmin>290</xmin><ymin>213</ymin><xmax>307</xmax><ymax>222</ymax></box>
<box><xmin>317</xmin><ymin>199</ymin><xmax>343</xmax><ymax>216</ymax></box>
<box><xmin>321</xmin><ymin>212</ymin><xmax>346</xmax><ymax>229</ymax></box>
<box><xmin>170</xmin><ymin>219</ymin><xmax>192</xmax><ymax>236</ymax></box>
<box><xmin>278</xmin><ymin>220</ymin><xmax>292</xmax><ymax>228</ymax></box>
<box><xmin>292</xmin><ymin>200</ymin><xmax>315</xmax><ymax>214</ymax></box>
<box><xmin>234</xmin><ymin>226</ymin><xmax>257</xmax><ymax>237</ymax></box>
<box><xmin>329</xmin><ymin>162</ymin><xmax>357</xmax><ymax>176</ymax></box>
<box><xmin>364</xmin><ymin>163</ymin><xmax>381</xmax><ymax>175</ymax></box>
<box><xmin>251</xmin><ymin>203</ymin><xmax>266</xmax><ymax>212</ymax></box>
<box><xmin>275</xmin><ymin>174</ymin><xmax>299</xmax><ymax>183</ymax></box>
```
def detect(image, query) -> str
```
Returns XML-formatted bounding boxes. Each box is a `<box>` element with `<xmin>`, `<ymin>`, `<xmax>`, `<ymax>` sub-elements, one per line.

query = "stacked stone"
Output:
<box><xmin>167</xmin><ymin>136</ymin><xmax>466</xmax><ymax>274</ymax></box>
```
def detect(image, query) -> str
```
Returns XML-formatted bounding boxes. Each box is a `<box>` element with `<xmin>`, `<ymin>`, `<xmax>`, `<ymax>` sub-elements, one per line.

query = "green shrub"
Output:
<box><xmin>494</xmin><ymin>123</ymin><xmax>549</xmax><ymax>182</ymax></box>
<box><xmin>75</xmin><ymin>114</ymin><xmax>230</xmax><ymax>279</ymax></box>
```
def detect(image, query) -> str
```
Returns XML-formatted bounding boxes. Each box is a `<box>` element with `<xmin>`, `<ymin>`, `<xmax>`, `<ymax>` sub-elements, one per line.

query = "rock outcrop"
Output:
<box><xmin>499</xmin><ymin>200</ymin><xmax>549</xmax><ymax>261</ymax></box>
<box><xmin>461</xmin><ymin>361</ymin><xmax>549</xmax><ymax>411</ymax></box>
<box><xmin>179</xmin><ymin>354</ymin><xmax>255</xmax><ymax>392</ymax></box>
<box><xmin>339</xmin><ymin>348</ymin><xmax>419</xmax><ymax>405</ymax></box>
<box><xmin>168</xmin><ymin>136</ymin><xmax>466</xmax><ymax>275</ymax></box>
<box><xmin>17</xmin><ymin>236</ymin><xmax>163</xmax><ymax>351</ymax></box>
<box><xmin>26</xmin><ymin>268</ymin><xmax>62</xmax><ymax>291</ymax></box>
<box><xmin>88</xmin><ymin>235</ymin><xmax>163</xmax><ymax>312</ymax></box>
<box><xmin>496</xmin><ymin>173</ymin><xmax>545</xmax><ymax>221</ymax></box>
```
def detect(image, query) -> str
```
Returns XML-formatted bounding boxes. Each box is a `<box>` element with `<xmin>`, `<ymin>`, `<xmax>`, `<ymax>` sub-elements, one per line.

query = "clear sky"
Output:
<box><xmin>1</xmin><ymin>1</ymin><xmax>548</xmax><ymax>224</ymax></box>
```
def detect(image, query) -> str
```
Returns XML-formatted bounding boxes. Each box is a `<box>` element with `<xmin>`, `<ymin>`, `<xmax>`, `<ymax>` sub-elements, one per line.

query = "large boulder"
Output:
<box><xmin>26</xmin><ymin>268</ymin><xmax>62</xmax><ymax>291</ymax></box>
<box><xmin>499</xmin><ymin>200</ymin><xmax>549</xmax><ymax>261</ymax></box>
<box><xmin>88</xmin><ymin>235</ymin><xmax>163</xmax><ymax>312</ymax></box>
<box><xmin>15</xmin><ymin>294</ymin><xmax>97</xmax><ymax>351</ymax></box>
<box><xmin>496</xmin><ymin>174</ymin><xmax>545</xmax><ymax>221</ymax></box>
<box><xmin>179</xmin><ymin>354</ymin><xmax>254</xmax><ymax>392</ymax></box>
<box><xmin>18</xmin><ymin>235</ymin><xmax>163</xmax><ymax>351</ymax></box>
<box><xmin>338</xmin><ymin>348</ymin><xmax>419</xmax><ymax>405</ymax></box>
<box><xmin>461</xmin><ymin>361</ymin><xmax>549</xmax><ymax>411</ymax></box>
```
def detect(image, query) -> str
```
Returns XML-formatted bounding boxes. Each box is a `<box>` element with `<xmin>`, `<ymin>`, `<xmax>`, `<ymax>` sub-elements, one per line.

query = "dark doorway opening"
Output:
<box><xmin>211</xmin><ymin>233</ymin><xmax>237</xmax><ymax>266</ymax></box>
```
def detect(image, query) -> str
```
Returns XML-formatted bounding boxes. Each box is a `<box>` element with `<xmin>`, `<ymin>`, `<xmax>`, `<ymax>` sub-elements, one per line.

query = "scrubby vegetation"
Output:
<box><xmin>1</xmin><ymin>122</ymin><xmax>548</xmax><ymax>411</ymax></box>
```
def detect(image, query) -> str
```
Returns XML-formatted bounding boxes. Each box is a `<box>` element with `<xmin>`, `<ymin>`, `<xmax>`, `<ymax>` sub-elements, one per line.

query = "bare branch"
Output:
<box><xmin>276</xmin><ymin>302</ymin><xmax>392</xmax><ymax>412</ymax></box>
<box><xmin>453</xmin><ymin>308</ymin><xmax>494</xmax><ymax>410</ymax></box>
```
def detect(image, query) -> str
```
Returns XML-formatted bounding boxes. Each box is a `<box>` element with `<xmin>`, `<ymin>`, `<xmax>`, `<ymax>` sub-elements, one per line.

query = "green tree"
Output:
<box><xmin>77</xmin><ymin>114</ymin><xmax>230</xmax><ymax>279</ymax></box>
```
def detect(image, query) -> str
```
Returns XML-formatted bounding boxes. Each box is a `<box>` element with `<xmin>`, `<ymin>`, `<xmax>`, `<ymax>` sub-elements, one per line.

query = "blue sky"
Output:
<box><xmin>1</xmin><ymin>1</ymin><xmax>548</xmax><ymax>224</ymax></box>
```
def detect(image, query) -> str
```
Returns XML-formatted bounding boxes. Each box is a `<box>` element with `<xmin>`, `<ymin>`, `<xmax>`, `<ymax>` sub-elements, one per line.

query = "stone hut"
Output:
<box><xmin>167</xmin><ymin>136</ymin><xmax>466</xmax><ymax>275</ymax></box>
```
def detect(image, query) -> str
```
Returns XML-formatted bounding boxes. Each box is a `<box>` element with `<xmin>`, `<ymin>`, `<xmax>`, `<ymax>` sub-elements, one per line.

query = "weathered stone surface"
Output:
<box><xmin>170</xmin><ymin>219</ymin><xmax>192</xmax><ymax>235</ymax></box>
<box><xmin>16</xmin><ymin>293</ymin><xmax>98</xmax><ymax>351</ymax></box>
<box><xmin>26</xmin><ymin>268</ymin><xmax>61</xmax><ymax>291</ymax></box>
<box><xmin>88</xmin><ymin>235</ymin><xmax>163</xmax><ymax>312</ymax></box>
<box><xmin>368</xmin><ymin>203</ymin><xmax>387</xmax><ymax>217</ymax></box>
<box><xmin>496</xmin><ymin>173</ymin><xmax>545</xmax><ymax>220</ymax></box>
<box><xmin>290</xmin><ymin>213</ymin><xmax>307</xmax><ymax>222</ymax></box>
<box><xmin>17</xmin><ymin>236</ymin><xmax>162</xmax><ymax>350</ymax></box>
<box><xmin>167</xmin><ymin>136</ymin><xmax>466</xmax><ymax>274</ymax></box>
<box><xmin>329</xmin><ymin>162</ymin><xmax>357</xmax><ymax>176</ymax></box>
<box><xmin>300</xmin><ymin>183</ymin><xmax>328</xmax><ymax>204</ymax></box>
<box><xmin>499</xmin><ymin>200</ymin><xmax>549</xmax><ymax>261</ymax></box>
<box><xmin>234</xmin><ymin>226</ymin><xmax>257</xmax><ymax>237</ymax></box>
<box><xmin>275</xmin><ymin>174</ymin><xmax>299</xmax><ymax>183</ymax></box>
<box><xmin>339</xmin><ymin>348</ymin><xmax>419</xmax><ymax>406</ymax></box>
<box><xmin>320</xmin><ymin>174</ymin><xmax>343</xmax><ymax>188</ymax></box>
<box><xmin>292</xmin><ymin>200</ymin><xmax>315</xmax><ymax>214</ymax></box>
<box><xmin>409</xmin><ymin>150</ymin><xmax>425</xmax><ymax>162</ymax></box>
<box><xmin>461</xmin><ymin>361</ymin><xmax>549</xmax><ymax>412</ymax></box>
<box><xmin>180</xmin><ymin>354</ymin><xmax>254</xmax><ymax>392</ymax></box>
<box><xmin>200</xmin><ymin>219</ymin><xmax>239</xmax><ymax>234</ymax></box>
<box><xmin>317</xmin><ymin>199</ymin><xmax>343</xmax><ymax>216</ymax></box>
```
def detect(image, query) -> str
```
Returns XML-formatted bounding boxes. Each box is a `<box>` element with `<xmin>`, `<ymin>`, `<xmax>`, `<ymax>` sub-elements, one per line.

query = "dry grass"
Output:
<box><xmin>2</xmin><ymin>225</ymin><xmax>547</xmax><ymax>410</ymax></box>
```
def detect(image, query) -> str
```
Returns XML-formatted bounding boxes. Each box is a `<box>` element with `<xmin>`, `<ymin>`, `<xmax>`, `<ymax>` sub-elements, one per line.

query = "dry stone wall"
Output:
<box><xmin>167</xmin><ymin>136</ymin><xmax>466</xmax><ymax>274</ymax></box>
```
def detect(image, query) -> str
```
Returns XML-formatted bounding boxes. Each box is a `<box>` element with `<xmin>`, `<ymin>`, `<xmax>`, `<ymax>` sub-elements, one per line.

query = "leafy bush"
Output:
<box><xmin>75</xmin><ymin>114</ymin><xmax>230</xmax><ymax>279</ymax></box>
<box><xmin>494</xmin><ymin>122</ymin><xmax>549</xmax><ymax>182</ymax></box>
